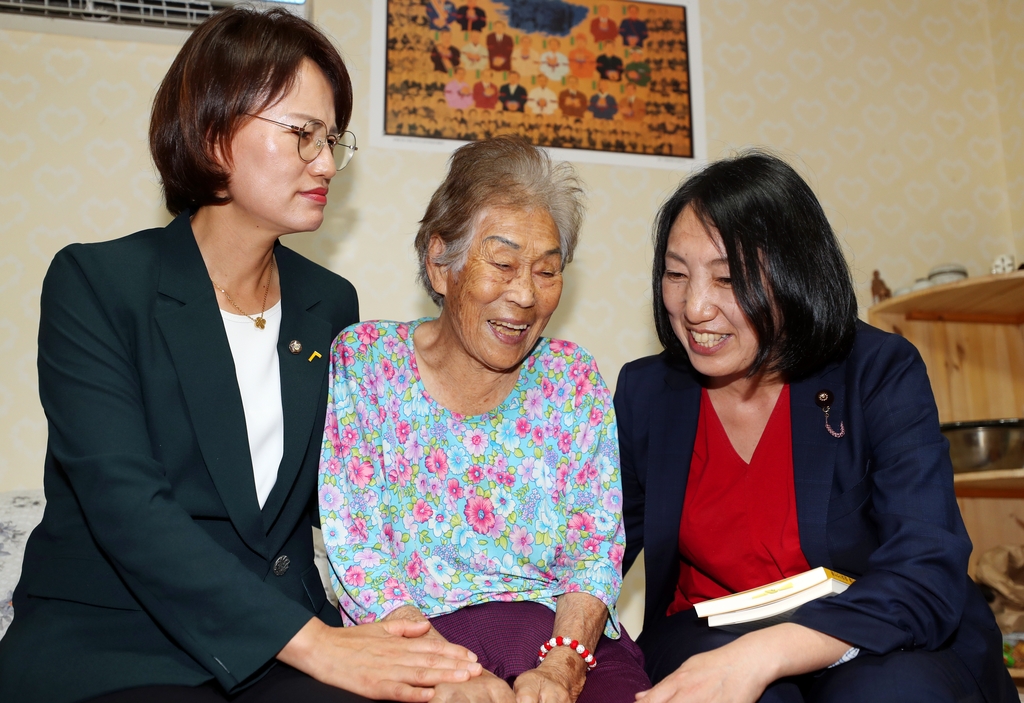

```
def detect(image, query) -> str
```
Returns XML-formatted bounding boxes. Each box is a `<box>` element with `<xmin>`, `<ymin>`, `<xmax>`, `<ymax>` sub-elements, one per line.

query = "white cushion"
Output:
<box><xmin>0</xmin><ymin>489</ymin><xmax>45</xmax><ymax>640</ymax></box>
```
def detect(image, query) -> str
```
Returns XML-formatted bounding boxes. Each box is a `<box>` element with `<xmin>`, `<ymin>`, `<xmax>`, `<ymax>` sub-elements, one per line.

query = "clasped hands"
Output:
<box><xmin>434</xmin><ymin>646</ymin><xmax>586</xmax><ymax>703</ymax></box>
<box><xmin>280</xmin><ymin>597</ymin><xmax>597</xmax><ymax>702</ymax></box>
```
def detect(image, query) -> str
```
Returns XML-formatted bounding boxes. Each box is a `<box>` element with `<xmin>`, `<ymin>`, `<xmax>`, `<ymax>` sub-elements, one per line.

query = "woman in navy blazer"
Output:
<box><xmin>0</xmin><ymin>8</ymin><xmax>479</xmax><ymax>702</ymax></box>
<box><xmin>616</xmin><ymin>152</ymin><xmax>1014</xmax><ymax>703</ymax></box>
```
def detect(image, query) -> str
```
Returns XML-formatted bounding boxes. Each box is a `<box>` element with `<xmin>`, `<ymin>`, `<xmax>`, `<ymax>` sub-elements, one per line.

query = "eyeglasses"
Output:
<box><xmin>247</xmin><ymin>114</ymin><xmax>358</xmax><ymax>170</ymax></box>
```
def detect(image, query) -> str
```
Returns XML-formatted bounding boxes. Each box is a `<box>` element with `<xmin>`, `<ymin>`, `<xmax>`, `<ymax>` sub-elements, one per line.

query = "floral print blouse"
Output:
<box><xmin>319</xmin><ymin>319</ymin><xmax>623</xmax><ymax>638</ymax></box>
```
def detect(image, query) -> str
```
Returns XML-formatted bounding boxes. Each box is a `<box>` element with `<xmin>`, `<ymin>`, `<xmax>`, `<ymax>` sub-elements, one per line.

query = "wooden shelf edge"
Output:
<box><xmin>955</xmin><ymin>487</ymin><xmax>1024</xmax><ymax>499</ymax></box>
<box><xmin>868</xmin><ymin>269</ymin><xmax>1024</xmax><ymax>321</ymax></box>
<box><xmin>954</xmin><ymin>468</ymin><xmax>1024</xmax><ymax>483</ymax></box>
<box><xmin>954</xmin><ymin>468</ymin><xmax>1024</xmax><ymax>498</ymax></box>
<box><xmin>906</xmin><ymin>311</ymin><xmax>1024</xmax><ymax>324</ymax></box>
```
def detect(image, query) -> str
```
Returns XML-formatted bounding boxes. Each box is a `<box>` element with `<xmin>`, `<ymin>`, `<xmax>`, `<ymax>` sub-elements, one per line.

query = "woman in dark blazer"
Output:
<box><xmin>0</xmin><ymin>8</ymin><xmax>479</xmax><ymax>703</ymax></box>
<box><xmin>616</xmin><ymin>151</ymin><xmax>1015</xmax><ymax>703</ymax></box>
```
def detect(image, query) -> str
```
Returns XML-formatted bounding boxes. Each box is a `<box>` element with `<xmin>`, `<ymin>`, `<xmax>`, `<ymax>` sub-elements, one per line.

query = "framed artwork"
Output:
<box><xmin>369</xmin><ymin>0</ymin><xmax>705</xmax><ymax>168</ymax></box>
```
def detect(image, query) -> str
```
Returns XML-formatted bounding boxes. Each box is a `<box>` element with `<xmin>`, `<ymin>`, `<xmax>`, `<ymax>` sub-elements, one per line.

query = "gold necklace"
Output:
<box><xmin>211</xmin><ymin>258</ymin><xmax>274</xmax><ymax>329</ymax></box>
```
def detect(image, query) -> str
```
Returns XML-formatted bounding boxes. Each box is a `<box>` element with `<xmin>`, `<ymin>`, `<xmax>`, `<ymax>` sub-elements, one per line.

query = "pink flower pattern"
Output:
<box><xmin>318</xmin><ymin>319</ymin><xmax>623</xmax><ymax>637</ymax></box>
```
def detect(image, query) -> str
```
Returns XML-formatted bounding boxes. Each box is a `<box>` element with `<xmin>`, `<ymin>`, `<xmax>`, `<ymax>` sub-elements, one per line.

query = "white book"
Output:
<box><xmin>693</xmin><ymin>566</ymin><xmax>854</xmax><ymax>621</ymax></box>
<box><xmin>706</xmin><ymin>575</ymin><xmax>852</xmax><ymax>632</ymax></box>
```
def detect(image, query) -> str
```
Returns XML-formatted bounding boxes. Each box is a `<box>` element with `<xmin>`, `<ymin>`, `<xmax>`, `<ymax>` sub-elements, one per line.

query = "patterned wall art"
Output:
<box><xmin>370</xmin><ymin>0</ymin><xmax>706</xmax><ymax>167</ymax></box>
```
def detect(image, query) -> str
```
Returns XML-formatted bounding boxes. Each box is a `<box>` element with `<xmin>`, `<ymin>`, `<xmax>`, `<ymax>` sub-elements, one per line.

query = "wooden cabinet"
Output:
<box><xmin>868</xmin><ymin>270</ymin><xmax>1024</xmax><ymax>574</ymax></box>
<box><xmin>868</xmin><ymin>270</ymin><xmax>1024</xmax><ymax>424</ymax></box>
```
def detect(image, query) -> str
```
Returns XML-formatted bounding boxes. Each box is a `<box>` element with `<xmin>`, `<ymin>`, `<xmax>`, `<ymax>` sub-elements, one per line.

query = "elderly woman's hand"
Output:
<box><xmin>509</xmin><ymin>591</ymin><xmax>607</xmax><ymax>702</ymax></box>
<box><xmin>434</xmin><ymin>670</ymin><xmax>517</xmax><ymax>702</ymax></box>
<box><xmin>513</xmin><ymin>650</ymin><xmax>584</xmax><ymax>703</ymax></box>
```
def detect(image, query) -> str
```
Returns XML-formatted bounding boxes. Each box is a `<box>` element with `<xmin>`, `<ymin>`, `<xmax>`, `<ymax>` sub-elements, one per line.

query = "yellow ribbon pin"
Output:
<box><xmin>308</xmin><ymin>351</ymin><xmax>322</xmax><ymax>362</ymax></box>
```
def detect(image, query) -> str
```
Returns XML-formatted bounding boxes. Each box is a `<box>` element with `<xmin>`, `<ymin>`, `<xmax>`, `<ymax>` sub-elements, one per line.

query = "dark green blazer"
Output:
<box><xmin>0</xmin><ymin>212</ymin><xmax>358</xmax><ymax>702</ymax></box>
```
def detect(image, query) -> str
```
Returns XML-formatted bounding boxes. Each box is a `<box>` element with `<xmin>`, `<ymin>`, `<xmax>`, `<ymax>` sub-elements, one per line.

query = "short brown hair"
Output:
<box><xmin>415</xmin><ymin>135</ymin><xmax>585</xmax><ymax>307</ymax></box>
<box><xmin>150</xmin><ymin>7</ymin><xmax>352</xmax><ymax>215</ymax></box>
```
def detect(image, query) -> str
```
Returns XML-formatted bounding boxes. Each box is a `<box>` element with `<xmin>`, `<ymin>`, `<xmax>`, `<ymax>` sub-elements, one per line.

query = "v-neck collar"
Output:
<box><xmin>702</xmin><ymin>385</ymin><xmax>790</xmax><ymax>466</ymax></box>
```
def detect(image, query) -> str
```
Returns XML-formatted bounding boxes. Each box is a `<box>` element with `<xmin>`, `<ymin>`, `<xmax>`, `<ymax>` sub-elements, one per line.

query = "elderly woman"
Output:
<box><xmin>0</xmin><ymin>8</ymin><xmax>481</xmax><ymax>702</ymax></box>
<box><xmin>616</xmin><ymin>151</ymin><xmax>1015</xmax><ymax>703</ymax></box>
<box><xmin>319</xmin><ymin>136</ymin><xmax>649</xmax><ymax>703</ymax></box>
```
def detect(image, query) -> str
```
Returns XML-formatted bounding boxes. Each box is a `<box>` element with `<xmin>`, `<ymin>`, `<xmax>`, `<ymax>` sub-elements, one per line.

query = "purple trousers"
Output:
<box><xmin>431</xmin><ymin>601</ymin><xmax>651</xmax><ymax>703</ymax></box>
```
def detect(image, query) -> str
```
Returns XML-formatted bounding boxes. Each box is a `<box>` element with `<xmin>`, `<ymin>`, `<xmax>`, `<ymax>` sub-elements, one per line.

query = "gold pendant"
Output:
<box><xmin>254</xmin><ymin>317</ymin><xmax>266</xmax><ymax>330</ymax></box>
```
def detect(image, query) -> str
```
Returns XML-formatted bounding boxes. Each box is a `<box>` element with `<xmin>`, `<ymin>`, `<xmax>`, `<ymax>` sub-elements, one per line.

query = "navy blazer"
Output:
<box><xmin>616</xmin><ymin>322</ymin><xmax>1013</xmax><ymax>702</ymax></box>
<box><xmin>0</xmin><ymin>213</ymin><xmax>358</xmax><ymax>702</ymax></box>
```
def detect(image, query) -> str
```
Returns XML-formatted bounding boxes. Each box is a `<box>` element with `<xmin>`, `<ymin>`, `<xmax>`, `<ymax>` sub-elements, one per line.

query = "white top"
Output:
<box><xmin>538</xmin><ymin>50</ymin><xmax>569</xmax><ymax>80</ymax></box>
<box><xmin>527</xmin><ymin>86</ymin><xmax>558</xmax><ymax>115</ymax></box>
<box><xmin>220</xmin><ymin>300</ymin><xmax>284</xmax><ymax>509</ymax></box>
<box><xmin>461</xmin><ymin>41</ymin><xmax>489</xmax><ymax>70</ymax></box>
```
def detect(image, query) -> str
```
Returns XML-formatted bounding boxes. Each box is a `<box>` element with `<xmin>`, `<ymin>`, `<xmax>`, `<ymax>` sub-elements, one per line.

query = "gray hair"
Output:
<box><xmin>414</xmin><ymin>135</ymin><xmax>586</xmax><ymax>306</ymax></box>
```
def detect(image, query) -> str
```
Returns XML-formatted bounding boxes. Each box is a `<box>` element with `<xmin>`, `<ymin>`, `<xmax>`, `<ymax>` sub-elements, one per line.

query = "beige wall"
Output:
<box><xmin>990</xmin><ymin>0</ymin><xmax>1024</xmax><ymax>261</ymax></box>
<box><xmin>1</xmin><ymin>0</ymin><xmax>1023</xmax><ymax>633</ymax></box>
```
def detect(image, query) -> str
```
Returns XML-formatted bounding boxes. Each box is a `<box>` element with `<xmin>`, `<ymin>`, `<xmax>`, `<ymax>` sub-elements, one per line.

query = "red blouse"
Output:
<box><xmin>667</xmin><ymin>385</ymin><xmax>811</xmax><ymax>615</ymax></box>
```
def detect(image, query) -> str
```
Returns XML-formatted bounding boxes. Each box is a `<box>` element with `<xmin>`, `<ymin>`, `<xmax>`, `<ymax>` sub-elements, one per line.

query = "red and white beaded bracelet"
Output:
<box><xmin>536</xmin><ymin>636</ymin><xmax>597</xmax><ymax>671</ymax></box>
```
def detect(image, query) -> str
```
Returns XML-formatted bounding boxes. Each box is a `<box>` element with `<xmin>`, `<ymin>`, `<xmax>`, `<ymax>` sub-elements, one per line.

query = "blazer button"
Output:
<box><xmin>273</xmin><ymin>555</ymin><xmax>291</xmax><ymax>576</ymax></box>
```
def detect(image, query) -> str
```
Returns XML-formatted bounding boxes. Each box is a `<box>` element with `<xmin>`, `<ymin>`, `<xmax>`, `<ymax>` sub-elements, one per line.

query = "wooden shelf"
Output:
<box><xmin>868</xmin><ymin>272</ymin><xmax>1024</xmax><ymax>425</ymax></box>
<box><xmin>871</xmin><ymin>270</ymin><xmax>1024</xmax><ymax>324</ymax></box>
<box><xmin>955</xmin><ymin>468</ymin><xmax>1024</xmax><ymax>498</ymax></box>
<box><xmin>870</xmin><ymin>273</ymin><xmax>1024</xmax><ymax>575</ymax></box>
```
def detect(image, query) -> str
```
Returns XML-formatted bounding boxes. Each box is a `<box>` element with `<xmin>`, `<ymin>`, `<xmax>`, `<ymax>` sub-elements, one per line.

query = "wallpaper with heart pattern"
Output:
<box><xmin>1</xmin><ymin>0</ymin><xmax>1022</xmax><ymax>639</ymax></box>
<box><xmin>0</xmin><ymin>1</ymin><xmax>1021</xmax><ymax>491</ymax></box>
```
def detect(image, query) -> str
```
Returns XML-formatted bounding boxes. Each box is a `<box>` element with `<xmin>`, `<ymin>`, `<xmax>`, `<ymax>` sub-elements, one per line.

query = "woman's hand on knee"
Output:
<box><xmin>278</xmin><ymin>616</ymin><xmax>483</xmax><ymax>701</ymax></box>
<box><xmin>434</xmin><ymin>670</ymin><xmax>517</xmax><ymax>702</ymax></box>
<box><xmin>635</xmin><ymin>623</ymin><xmax>851</xmax><ymax>703</ymax></box>
<box><xmin>634</xmin><ymin>640</ymin><xmax>770</xmax><ymax>703</ymax></box>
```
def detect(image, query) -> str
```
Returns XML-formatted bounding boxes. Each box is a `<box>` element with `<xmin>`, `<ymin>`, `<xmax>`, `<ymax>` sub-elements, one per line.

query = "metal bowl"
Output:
<box><xmin>940</xmin><ymin>419</ymin><xmax>1024</xmax><ymax>473</ymax></box>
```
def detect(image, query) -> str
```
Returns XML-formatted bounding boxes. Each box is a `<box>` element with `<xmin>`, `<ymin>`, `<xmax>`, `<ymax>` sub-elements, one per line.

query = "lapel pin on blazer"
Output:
<box><xmin>308</xmin><ymin>351</ymin><xmax>322</xmax><ymax>362</ymax></box>
<box><xmin>288</xmin><ymin>340</ymin><xmax>302</xmax><ymax>354</ymax></box>
<box><xmin>815</xmin><ymin>389</ymin><xmax>846</xmax><ymax>438</ymax></box>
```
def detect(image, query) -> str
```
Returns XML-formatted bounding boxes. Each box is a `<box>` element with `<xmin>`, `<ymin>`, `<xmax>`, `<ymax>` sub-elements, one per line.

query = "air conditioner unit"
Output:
<box><xmin>0</xmin><ymin>0</ymin><xmax>309</xmax><ymax>33</ymax></box>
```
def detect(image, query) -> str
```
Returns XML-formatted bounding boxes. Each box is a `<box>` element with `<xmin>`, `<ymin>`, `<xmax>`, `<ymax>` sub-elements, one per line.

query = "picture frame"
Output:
<box><xmin>369</xmin><ymin>0</ymin><xmax>706</xmax><ymax>169</ymax></box>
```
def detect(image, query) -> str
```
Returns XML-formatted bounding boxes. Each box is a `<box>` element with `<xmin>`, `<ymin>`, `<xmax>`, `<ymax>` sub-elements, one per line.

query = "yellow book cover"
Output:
<box><xmin>693</xmin><ymin>567</ymin><xmax>855</xmax><ymax>619</ymax></box>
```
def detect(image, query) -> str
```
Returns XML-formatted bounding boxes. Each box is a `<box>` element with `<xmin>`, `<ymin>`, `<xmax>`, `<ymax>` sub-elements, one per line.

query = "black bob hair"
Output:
<box><xmin>652</xmin><ymin>150</ymin><xmax>858</xmax><ymax>380</ymax></box>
